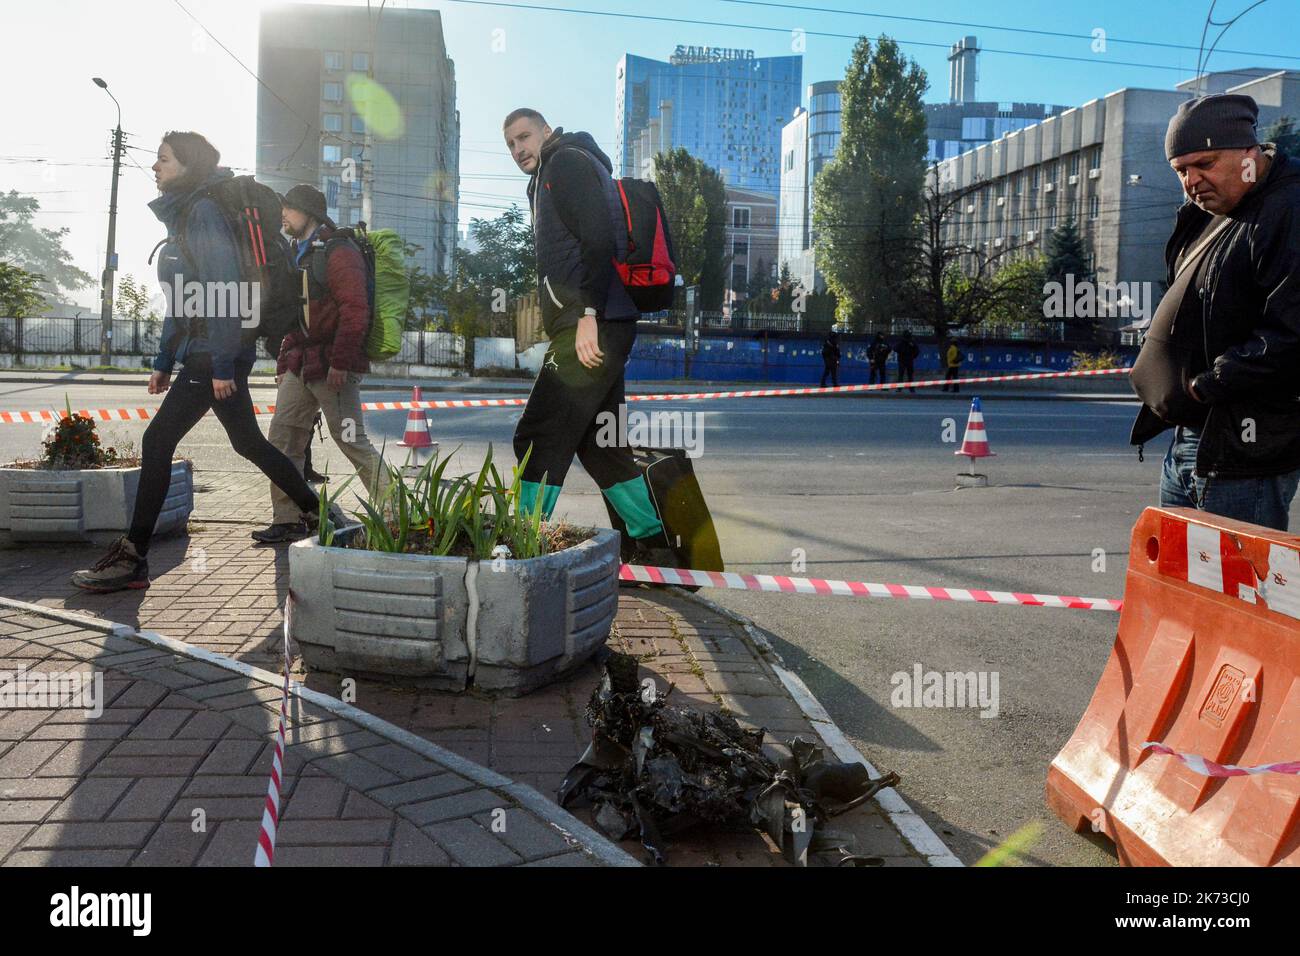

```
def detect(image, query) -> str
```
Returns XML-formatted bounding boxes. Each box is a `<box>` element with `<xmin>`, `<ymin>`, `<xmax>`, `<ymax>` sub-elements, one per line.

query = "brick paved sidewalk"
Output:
<box><xmin>0</xmin><ymin>469</ymin><xmax>957</xmax><ymax>867</ymax></box>
<box><xmin>0</xmin><ymin>601</ymin><xmax>632</xmax><ymax>867</ymax></box>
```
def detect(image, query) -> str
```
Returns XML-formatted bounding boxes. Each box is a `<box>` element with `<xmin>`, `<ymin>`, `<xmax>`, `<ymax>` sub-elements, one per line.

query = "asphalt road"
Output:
<box><xmin>5</xmin><ymin>379</ymin><xmax>1289</xmax><ymax>866</ymax></box>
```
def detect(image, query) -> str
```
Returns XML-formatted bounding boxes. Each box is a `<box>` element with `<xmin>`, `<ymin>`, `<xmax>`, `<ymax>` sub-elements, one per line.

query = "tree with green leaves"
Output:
<box><xmin>813</xmin><ymin>35</ymin><xmax>928</xmax><ymax>330</ymax></box>
<box><xmin>0</xmin><ymin>191</ymin><xmax>93</xmax><ymax>295</ymax></box>
<box><xmin>653</xmin><ymin>147</ymin><xmax>728</xmax><ymax>310</ymax></box>
<box><xmin>0</xmin><ymin>261</ymin><xmax>48</xmax><ymax>319</ymax></box>
<box><xmin>115</xmin><ymin>274</ymin><xmax>160</xmax><ymax>323</ymax></box>
<box><xmin>1043</xmin><ymin>218</ymin><xmax>1098</xmax><ymax>336</ymax></box>
<box><xmin>902</xmin><ymin>166</ymin><xmax>1038</xmax><ymax>338</ymax></box>
<box><xmin>454</xmin><ymin>205</ymin><xmax>536</xmax><ymax>302</ymax></box>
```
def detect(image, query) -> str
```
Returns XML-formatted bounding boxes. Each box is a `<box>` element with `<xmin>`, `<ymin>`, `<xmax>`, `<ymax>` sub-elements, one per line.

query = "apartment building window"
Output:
<box><xmin>1031</xmin><ymin>168</ymin><xmax>1040</xmax><ymax>190</ymax></box>
<box><xmin>324</xmin><ymin>51</ymin><xmax>344</xmax><ymax>71</ymax></box>
<box><xmin>322</xmin><ymin>113</ymin><xmax>342</xmax><ymax>133</ymax></box>
<box><xmin>1069</xmin><ymin>154</ymin><xmax>1080</xmax><ymax>176</ymax></box>
<box><xmin>352</xmin><ymin>115</ymin><xmax>366</xmax><ymax>135</ymax></box>
<box><xmin>323</xmin><ymin>81</ymin><xmax>343</xmax><ymax>102</ymax></box>
<box><xmin>733</xmin><ymin>239</ymin><xmax>749</xmax><ymax>258</ymax></box>
<box><xmin>1089</xmin><ymin>146</ymin><xmax>1102</xmax><ymax>171</ymax></box>
<box><xmin>352</xmin><ymin>52</ymin><xmax>370</xmax><ymax>73</ymax></box>
<box><xmin>732</xmin><ymin>263</ymin><xmax>748</xmax><ymax>290</ymax></box>
<box><xmin>322</xmin><ymin>144</ymin><xmax>342</xmax><ymax>164</ymax></box>
<box><xmin>733</xmin><ymin>207</ymin><xmax>750</xmax><ymax>229</ymax></box>
<box><xmin>1089</xmin><ymin>195</ymin><xmax>1100</xmax><ymax>220</ymax></box>
<box><xmin>1045</xmin><ymin>161</ymin><xmax>1057</xmax><ymax>184</ymax></box>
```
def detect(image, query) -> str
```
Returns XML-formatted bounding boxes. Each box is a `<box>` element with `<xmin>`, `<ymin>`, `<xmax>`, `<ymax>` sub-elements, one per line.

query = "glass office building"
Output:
<box><xmin>615</xmin><ymin>49</ymin><xmax>802</xmax><ymax>196</ymax></box>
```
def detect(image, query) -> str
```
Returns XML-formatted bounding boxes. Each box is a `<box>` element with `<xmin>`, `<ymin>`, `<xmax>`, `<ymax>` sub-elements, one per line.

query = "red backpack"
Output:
<box><xmin>568</xmin><ymin>148</ymin><xmax>678</xmax><ymax>312</ymax></box>
<box><xmin>611</xmin><ymin>177</ymin><xmax>677</xmax><ymax>312</ymax></box>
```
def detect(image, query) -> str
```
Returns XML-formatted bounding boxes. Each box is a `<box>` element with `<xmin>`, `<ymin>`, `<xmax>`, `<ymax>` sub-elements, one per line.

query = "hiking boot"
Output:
<box><xmin>251</xmin><ymin>522</ymin><xmax>310</xmax><ymax>544</ymax></box>
<box><xmin>71</xmin><ymin>538</ymin><xmax>149</xmax><ymax>593</ymax></box>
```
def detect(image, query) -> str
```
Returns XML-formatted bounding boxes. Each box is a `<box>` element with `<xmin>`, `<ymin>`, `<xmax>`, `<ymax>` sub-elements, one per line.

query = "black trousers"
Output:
<box><xmin>128</xmin><ymin>358</ymin><xmax>319</xmax><ymax>553</ymax></box>
<box><xmin>514</xmin><ymin>321</ymin><xmax>641</xmax><ymax>491</ymax></box>
<box><xmin>820</xmin><ymin>361</ymin><xmax>839</xmax><ymax>388</ymax></box>
<box><xmin>899</xmin><ymin>362</ymin><xmax>915</xmax><ymax>389</ymax></box>
<box><xmin>943</xmin><ymin>367</ymin><xmax>961</xmax><ymax>392</ymax></box>
<box><xmin>868</xmin><ymin>363</ymin><xmax>886</xmax><ymax>385</ymax></box>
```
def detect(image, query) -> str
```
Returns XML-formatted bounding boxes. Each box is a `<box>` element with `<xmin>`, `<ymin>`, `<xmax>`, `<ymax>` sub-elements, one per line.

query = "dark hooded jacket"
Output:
<box><xmin>527</xmin><ymin>129</ymin><xmax>639</xmax><ymax>336</ymax></box>
<box><xmin>1130</xmin><ymin>148</ymin><xmax>1300</xmax><ymax>478</ymax></box>
<box><xmin>149</xmin><ymin>167</ymin><xmax>253</xmax><ymax>380</ymax></box>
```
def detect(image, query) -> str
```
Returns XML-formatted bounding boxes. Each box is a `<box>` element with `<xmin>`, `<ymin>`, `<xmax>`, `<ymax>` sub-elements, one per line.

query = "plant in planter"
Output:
<box><xmin>289</xmin><ymin>445</ymin><xmax>621</xmax><ymax>695</ymax></box>
<box><xmin>0</xmin><ymin>399</ymin><xmax>192</xmax><ymax>545</ymax></box>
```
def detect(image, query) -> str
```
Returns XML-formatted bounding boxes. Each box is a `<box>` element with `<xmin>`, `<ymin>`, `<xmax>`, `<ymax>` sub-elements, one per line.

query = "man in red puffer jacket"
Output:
<box><xmin>254</xmin><ymin>184</ymin><xmax>390</xmax><ymax>543</ymax></box>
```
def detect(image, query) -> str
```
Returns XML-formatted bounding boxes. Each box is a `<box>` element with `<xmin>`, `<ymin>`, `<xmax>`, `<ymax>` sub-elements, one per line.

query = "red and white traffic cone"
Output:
<box><xmin>954</xmin><ymin>395</ymin><xmax>994</xmax><ymax>488</ymax></box>
<box><xmin>397</xmin><ymin>385</ymin><xmax>436</xmax><ymax>464</ymax></box>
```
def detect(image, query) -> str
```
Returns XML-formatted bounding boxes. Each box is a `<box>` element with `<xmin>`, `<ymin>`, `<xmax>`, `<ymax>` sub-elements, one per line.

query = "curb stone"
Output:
<box><xmin>0</xmin><ymin>595</ymin><xmax>640</xmax><ymax>868</ymax></box>
<box><xmin>672</xmin><ymin>587</ymin><xmax>965</xmax><ymax>867</ymax></box>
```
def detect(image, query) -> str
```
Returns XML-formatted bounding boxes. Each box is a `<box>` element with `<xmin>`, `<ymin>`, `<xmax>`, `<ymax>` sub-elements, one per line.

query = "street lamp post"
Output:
<box><xmin>93</xmin><ymin>77</ymin><xmax>123</xmax><ymax>367</ymax></box>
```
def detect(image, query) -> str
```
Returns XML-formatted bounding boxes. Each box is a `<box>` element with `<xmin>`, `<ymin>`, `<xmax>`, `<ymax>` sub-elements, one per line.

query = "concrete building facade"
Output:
<box><xmin>935</xmin><ymin>68</ymin><xmax>1300</xmax><ymax>331</ymax></box>
<box><xmin>725</xmin><ymin>187</ymin><xmax>779</xmax><ymax>307</ymax></box>
<box><xmin>256</xmin><ymin>3</ymin><xmax>460</xmax><ymax>278</ymax></box>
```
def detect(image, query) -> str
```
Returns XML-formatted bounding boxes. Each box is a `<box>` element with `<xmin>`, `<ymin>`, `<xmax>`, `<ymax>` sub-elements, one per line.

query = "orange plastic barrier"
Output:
<box><xmin>1046</xmin><ymin>506</ymin><xmax>1300</xmax><ymax>866</ymax></box>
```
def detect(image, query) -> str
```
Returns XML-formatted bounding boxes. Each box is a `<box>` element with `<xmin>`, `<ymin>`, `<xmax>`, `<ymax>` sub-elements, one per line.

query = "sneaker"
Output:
<box><xmin>251</xmin><ymin>522</ymin><xmax>310</xmax><ymax>544</ymax></box>
<box><xmin>71</xmin><ymin>538</ymin><xmax>149</xmax><ymax>593</ymax></box>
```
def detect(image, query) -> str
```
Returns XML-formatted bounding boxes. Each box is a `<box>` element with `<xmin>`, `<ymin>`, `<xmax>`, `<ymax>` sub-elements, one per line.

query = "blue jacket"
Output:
<box><xmin>149</xmin><ymin>168</ymin><xmax>254</xmax><ymax>380</ymax></box>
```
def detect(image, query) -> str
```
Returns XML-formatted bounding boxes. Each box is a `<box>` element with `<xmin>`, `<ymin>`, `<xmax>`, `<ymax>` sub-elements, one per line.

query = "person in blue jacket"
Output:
<box><xmin>72</xmin><ymin>131</ymin><xmax>324</xmax><ymax>592</ymax></box>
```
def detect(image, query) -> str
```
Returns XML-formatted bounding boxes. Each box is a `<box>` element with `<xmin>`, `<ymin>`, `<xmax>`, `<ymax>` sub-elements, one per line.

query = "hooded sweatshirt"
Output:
<box><xmin>527</xmin><ymin>128</ymin><xmax>639</xmax><ymax>335</ymax></box>
<box><xmin>148</xmin><ymin>167</ymin><xmax>253</xmax><ymax>380</ymax></box>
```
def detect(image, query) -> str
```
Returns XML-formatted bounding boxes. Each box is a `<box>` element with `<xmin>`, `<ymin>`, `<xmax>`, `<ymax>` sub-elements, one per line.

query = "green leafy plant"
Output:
<box><xmin>315</xmin><ymin>470</ymin><xmax>355</xmax><ymax>547</ymax></box>
<box><xmin>337</xmin><ymin>443</ymin><xmax>569</xmax><ymax>560</ymax></box>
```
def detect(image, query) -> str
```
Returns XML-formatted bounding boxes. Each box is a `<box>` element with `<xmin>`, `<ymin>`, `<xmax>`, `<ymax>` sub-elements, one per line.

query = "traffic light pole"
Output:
<box><xmin>99</xmin><ymin>125</ymin><xmax>123</xmax><ymax>366</ymax></box>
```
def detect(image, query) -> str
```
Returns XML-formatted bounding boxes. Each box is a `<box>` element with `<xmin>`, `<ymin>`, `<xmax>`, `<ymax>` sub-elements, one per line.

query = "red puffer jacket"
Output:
<box><xmin>277</xmin><ymin>225</ymin><xmax>370</xmax><ymax>383</ymax></box>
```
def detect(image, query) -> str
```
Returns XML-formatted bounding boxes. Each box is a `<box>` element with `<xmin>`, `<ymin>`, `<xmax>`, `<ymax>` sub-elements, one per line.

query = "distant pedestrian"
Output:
<box><xmin>942</xmin><ymin>338</ymin><xmax>963</xmax><ymax>393</ymax></box>
<box><xmin>820</xmin><ymin>328</ymin><xmax>841</xmax><ymax>387</ymax></box>
<box><xmin>71</xmin><ymin>132</ymin><xmax>326</xmax><ymax>593</ymax></box>
<box><xmin>867</xmin><ymin>332</ymin><xmax>890</xmax><ymax>385</ymax></box>
<box><xmin>894</xmin><ymin>330</ymin><xmax>919</xmax><ymax>393</ymax></box>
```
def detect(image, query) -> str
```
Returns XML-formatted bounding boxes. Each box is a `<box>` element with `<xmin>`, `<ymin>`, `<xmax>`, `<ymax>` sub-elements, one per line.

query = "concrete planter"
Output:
<box><xmin>0</xmin><ymin>461</ymin><xmax>193</xmax><ymax>545</ymax></box>
<box><xmin>288</xmin><ymin>528</ymin><xmax>620</xmax><ymax>695</ymax></box>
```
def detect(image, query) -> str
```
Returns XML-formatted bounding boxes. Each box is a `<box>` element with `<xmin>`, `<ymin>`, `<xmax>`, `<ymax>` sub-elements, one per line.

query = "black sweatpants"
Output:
<box><xmin>128</xmin><ymin>357</ymin><xmax>319</xmax><ymax>553</ymax></box>
<box><xmin>868</xmin><ymin>363</ymin><xmax>886</xmax><ymax>385</ymax></box>
<box><xmin>898</xmin><ymin>362</ymin><xmax>915</xmax><ymax>388</ymax></box>
<box><xmin>943</xmin><ymin>367</ymin><xmax>961</xmax><ymax>392</ymax></box>
<box><xmin>820</xmin><ymin>361</ymin><xmax>839</xmax><ymax>388</ymax></box>
<box><xmin>514</xmin><ymin>321</ymin><xmax>641</xmax><ymax>492</ymax></box>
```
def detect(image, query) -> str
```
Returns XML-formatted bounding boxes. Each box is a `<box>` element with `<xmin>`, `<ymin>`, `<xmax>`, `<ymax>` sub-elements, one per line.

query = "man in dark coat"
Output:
<box><xmin>1131</xmin><ymin>93</ymin><xmax>1300</xmax><ymax>531</ymax></box>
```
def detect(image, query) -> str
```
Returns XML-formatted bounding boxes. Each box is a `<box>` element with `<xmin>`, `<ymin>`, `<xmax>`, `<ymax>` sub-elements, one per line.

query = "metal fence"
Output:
<box><xmin>648</xmin><ymin>309</ymin><xmax>1073</xmax><ymax>342</ymax></box>
<box><xmin>0</xmin><ymin>315</ymin><xmax>468</xmax><ymax>368</ymax></box>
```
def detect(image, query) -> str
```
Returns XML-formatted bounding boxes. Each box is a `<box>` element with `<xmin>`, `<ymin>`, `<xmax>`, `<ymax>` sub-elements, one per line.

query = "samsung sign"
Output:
<box><xmin>670</xmin><ymin>45</ymin><xmax>756</xmax><ymax>65</ymax></box>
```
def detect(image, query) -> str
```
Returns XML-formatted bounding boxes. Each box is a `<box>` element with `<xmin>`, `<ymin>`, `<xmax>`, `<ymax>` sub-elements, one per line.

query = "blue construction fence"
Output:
<box><xmin>625</xmin><ymin>331</ymin><xmax>1137</xmax><ymax>383</ymax></box>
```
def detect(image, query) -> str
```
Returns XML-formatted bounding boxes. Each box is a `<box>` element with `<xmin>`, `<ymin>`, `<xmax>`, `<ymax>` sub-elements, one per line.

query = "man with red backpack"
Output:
<box><xmin>252</xmin><ymin>184</ymin><xmax>389</xmax><ymax>543</ymax></box>
<box><xmin>503</xmin><ymin>108</ymin><xmax>676</xmax><ymax>566</ymax></box>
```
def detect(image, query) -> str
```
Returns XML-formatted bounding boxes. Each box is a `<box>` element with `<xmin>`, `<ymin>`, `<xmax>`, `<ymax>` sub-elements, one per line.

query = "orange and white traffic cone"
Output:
<box><xmin>954</xmin><ymin>396</ymin><xmax>994</xmax><ymax>488</ymax></box>
<box><xmin>397</xmin><ymin>385</ymin><xmax>436</xmax><ymax>464</ymax></box>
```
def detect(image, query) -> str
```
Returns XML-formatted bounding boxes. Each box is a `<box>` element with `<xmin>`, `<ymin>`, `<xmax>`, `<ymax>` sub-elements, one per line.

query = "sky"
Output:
<box><xmin>4</xmin><ymin>0</ymin><xmax>1300</xmax><ymax>308</ymax></box>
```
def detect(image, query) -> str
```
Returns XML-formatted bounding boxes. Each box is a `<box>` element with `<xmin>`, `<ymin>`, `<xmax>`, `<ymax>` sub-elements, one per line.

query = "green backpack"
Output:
<box><xmin>365</xmin><ymin>228</ymin><xmax>408</xmax><ymax>361</ymax></box>
<box><xmin>309</xmin><ymin>226</ymin><xmax>408</xmax><ymax>361</ymax></box>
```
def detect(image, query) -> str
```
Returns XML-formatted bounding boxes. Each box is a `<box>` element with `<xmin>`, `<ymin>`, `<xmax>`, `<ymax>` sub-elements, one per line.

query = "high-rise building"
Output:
<box><xmin>615</xmin><ymin>46</ymin><xmax>802</xmax><ymax>195</ymax></box>
<box><xmin>778</xmin><ymin>81</ymin><xmax>839</xmax><ymax>293</ymax></box>
<box><xmin>935</xmin><ymin>67</ymin><xmax>1300</xmax><ymax>332</ymax></box>
<box><xmin>256</xmin><ymin>3</ymin><xmax>460</xmax><ymax>278</ymax></box>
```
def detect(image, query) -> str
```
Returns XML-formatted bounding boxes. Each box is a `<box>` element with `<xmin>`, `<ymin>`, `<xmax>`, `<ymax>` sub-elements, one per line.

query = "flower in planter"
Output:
<box><xmin>39</xmin><ymin>396</ymin><xmax>118</xmax><ymax>471</ymax></box>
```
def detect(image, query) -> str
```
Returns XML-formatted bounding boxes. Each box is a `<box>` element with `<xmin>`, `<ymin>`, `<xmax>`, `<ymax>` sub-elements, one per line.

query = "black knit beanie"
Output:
<box><xmin>1165</xmin><ymin>93</ymin><xmax>1259</xmax><ymax>160</ymax></box>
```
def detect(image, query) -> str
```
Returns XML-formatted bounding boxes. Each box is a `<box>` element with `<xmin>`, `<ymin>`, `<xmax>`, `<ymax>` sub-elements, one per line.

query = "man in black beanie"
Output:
<box><xmin>1129</xmin><ymin>93</ymin><xmax>1300</xmax><ymax>530</ymax></box>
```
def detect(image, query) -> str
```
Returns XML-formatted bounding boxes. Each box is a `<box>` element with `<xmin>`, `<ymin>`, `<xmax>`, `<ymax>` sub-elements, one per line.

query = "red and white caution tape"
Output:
<box><xmin>0</xmin><ymin>367</ymin><xmax>1132</xmax><ymax>424</ymax></box>
<box><xmin>618</xmin><ymin>563</ymin><xmax>1123</xmax><ymax>612</ymax></box>
<box><xmin>1142</xmin><ymin>742</ymin><xmax>1300</xmax><ymax>778</ymax></box>
<box><xmin>254</xmin><ymin>596</ymin><xmax>293</xmax><ymax>868</ymax></box>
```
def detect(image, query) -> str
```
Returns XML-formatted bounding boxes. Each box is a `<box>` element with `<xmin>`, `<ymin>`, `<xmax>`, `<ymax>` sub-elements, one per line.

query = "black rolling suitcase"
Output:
<box><xmin>604</xmin><ymin>447</ymin><xmax>724</xmax><ymax>575</ymax></box>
